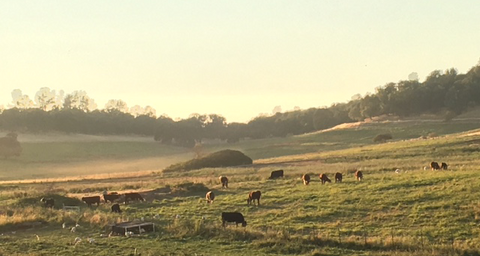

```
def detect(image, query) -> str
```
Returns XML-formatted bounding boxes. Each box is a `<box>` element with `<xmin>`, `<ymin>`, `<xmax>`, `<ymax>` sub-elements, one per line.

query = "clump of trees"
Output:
<box><xmin>1</xmin><ymin>63</ymin><xmax>480</xmax><ymax>146</ymax></box>
<box><xmin>0</xmin><ymin>132</ymin><xmax>22</xmax><ymax>158</ymax></box>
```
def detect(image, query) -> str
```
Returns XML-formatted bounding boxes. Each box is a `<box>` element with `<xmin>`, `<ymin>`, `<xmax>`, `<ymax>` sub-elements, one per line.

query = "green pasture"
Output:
<box><xmin>2</xmin><ymin>123</ymin><xmax>480</xmax><ymax>255</ymax></box>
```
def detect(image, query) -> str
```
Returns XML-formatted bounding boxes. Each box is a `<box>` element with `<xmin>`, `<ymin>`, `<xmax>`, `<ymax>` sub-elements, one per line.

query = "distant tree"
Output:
<box><xmin>105</xmin><ymin>99</ymin><xmax>128</xmax><ymax>113</ymax></box>
<box><xmin>63</xmin><ymin>91</ymin><xmax>97</xmax><ymax>112</ymax></box>
<box><xmin>313</xmin><ymin>108</ymin><xmax>335</xmax><ymax>130</ymax></box>
<box><xmin>11</xmin><ymin>90</ymin><xmax>34</xmax><ymax>109</ymax></box>
<box><xmin>34</xmin><ymin>87</ymin><xmax>57</xmax><ymax>111</ymax></box>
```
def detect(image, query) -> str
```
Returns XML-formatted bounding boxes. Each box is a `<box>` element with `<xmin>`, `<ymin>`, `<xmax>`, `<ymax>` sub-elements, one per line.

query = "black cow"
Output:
<box><xmin>82</xmin><ymin>196</ymin><xmax>101</xmax><ymax>206</ymax></box>
<box><xmin>124</xmin><ymin>193</ymin><xmax>145</xmax><ymax>204</ymax></box>
<box><xmin>441</xmin><ymin>162</ymin><xmax>448</xmax><ymax>170</ymax></box>
<box><xmin>103</xmin><ymin>193</ymin><xmax>121</xmax><ymax>203</ymax></box>
<box><xmin>247</xmin><ymin>191</ymin><xmax>261</xmax><ymax>206</ymax></box>
<box><xmin>40</xmin><ymin>198</ymin><xmax>55</xmax><ymax>208</ymax></box>
<box><xmin>430</xmin><ymin>161</ymin><xmax>440</xmax><ymax>170</ymax></box>
<box><xmin>355</xmin><ymin>170</ymin><xmax>363</xmax><ymax>181</ymax></box>
<box><xmin>319</xmin><ymin>173</ymin><xmax>331</xmax><ymax>184</ymax></box>
<box><xmin>111</xmin><ymin>203</ymin><xmax>122</xmax><ymax>213</ymax></box>
<box><xmin>221</xmin><ymin>212</ymin><xmax>247</xmax><ymax>227</ymax></box>
<box><xmin>269</xmin><ymin>169</ymin><xmax>284</xmax><ymax>179</ymax></box>
<box><xmin>206</xmin><ymin>191</ymin><xmax>215</xmax><ymax>204</ymax></box>
<box><xmin>219</xmin><ymin>176</ymin><xmax>229</xmax><ymax>188</ymax></box>
<box><xmin>335</xmin><ymin>172</ymin><xmax>343</xmax><ymax>183</ymax></box>
<box><xmin>302</xmin><ymin>174</ymin><xmax>311</xmax><ymax>185</ymax></box>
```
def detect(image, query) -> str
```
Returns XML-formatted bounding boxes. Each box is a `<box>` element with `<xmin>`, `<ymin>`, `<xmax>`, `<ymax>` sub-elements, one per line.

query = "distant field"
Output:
<box><xmin>2</xmin><ymin>120</ymin><xmax>480</xmax><ymax>255</ymax></box>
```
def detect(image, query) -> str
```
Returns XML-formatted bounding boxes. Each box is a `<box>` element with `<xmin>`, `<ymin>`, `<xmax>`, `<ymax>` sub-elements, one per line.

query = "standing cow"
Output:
<box><xmin>40</xmin><ymin>198</ymin><xmax>55</xmax><ymax>209</ymax></box>
<box><xmin>111</xmin><ymin>203</ymin><xmax>122</xmax><ymax>213</ymax></box>
<box><xmin>430</xmin><ymin>162</ymin><xmax>441</xmax><ymax>170</ymax></box>
<box><xmin>219</xmin><ymin>176</ymin><xmax>229</xmax><ymax>188</ymax></box>
<box><xmin>221</xmin><ymin>212</ymin><xmax>247</xmax><ymax>227</ymax></box>
<box><xmin>82</xmin><ymin>196</ymin><xmax>101</xmax><ymax>206</ymax></box>
<box><xmin>269</xmin><ymin>170</ymin><xmax>284</xmax><ymax>179</ymax></box>
<box><xmin>319</xmin><ymin>173</ymin><xmax>331</xmax><ymax>184</ymax></box>
<box><xmin>124</xmin><ymin>193</ymin><xmax>145</xmax><ymax>204</ymax></box>
<box><xmin>355</xmin><ymin>170</ymin><xmax>363</xmax><ymax>181</ymax></box>
<box><xmin>247</xmin><ymin>191</ymin><xmax>261</xmax><ymax>206</ymax></box>
<box><xmin>103</xmin><ymin>192</ymin><xmax>121</xmax><ymax>203</ymax></box>
<box><xmin>206</xmin><ymin>191</ymin><xmax>215</xmax><ymax>204</ymax></box>
<box><xmin>335</xmin><ymin>172</ymin><xmax>343</xmax><ymax>183</ymax></box>
<box><xmin>302</xmin><ymin>174</ymin><xmax>311</xmax><ymax>185</ymax></box>
<box><xmin>441</xmin><ymin>162</ymin><xmax>448</xmax><ymax>170</ymax></box>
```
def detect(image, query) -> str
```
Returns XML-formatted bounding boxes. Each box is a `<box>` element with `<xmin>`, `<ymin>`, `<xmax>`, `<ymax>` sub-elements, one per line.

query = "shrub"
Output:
<box><xmin>164</xmin><ymin>149</ymin><xmax>253</xmax><ymax>173</ymax></box>
<box><xmin>373</xmin><ymin>134</ymin><xmax>393</xmax><ymax>143</ymax></box>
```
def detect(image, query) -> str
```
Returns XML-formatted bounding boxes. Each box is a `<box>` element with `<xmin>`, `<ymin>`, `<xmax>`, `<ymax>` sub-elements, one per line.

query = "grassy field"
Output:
<box><xmin>1</xmin><ymin>120</ymin><xmax>480</xmax><ymax>255</ymax></box>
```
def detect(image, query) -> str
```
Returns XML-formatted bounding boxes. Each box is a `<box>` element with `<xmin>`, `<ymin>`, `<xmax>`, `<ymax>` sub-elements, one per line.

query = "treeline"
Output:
<box><xmin>1</xmin><ymin>63</ymin><xmax>479</xmax><ymax>147</ymax></box>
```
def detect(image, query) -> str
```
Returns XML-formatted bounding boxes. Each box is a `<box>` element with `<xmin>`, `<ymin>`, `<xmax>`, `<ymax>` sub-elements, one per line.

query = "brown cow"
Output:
<box><xmin>430</xmin><ymin>161</ymin><xmax>440</xmax><ymax>170</ymax></box>
<box><xmin>302</xmin><ymin>174</ymin><xmax>311</xmax><ymax>185</ymax></box>
<box><xmin>319</xmin><ymin>173</ymin><xmax>331</xmax><ymax>184</ymax></box>
<box><xmin>124</xmin><ymin>193</ymin><xmax>145</xmax><ymax>204</ymax></box>
<box><xmin>247</xmin><ymin>191</ymin><xmax>261</xmax><ymax>206</ymax></box>
<box><xmin>335</xmin><ymin>172</ymin><xmax>343</xmax><ymax>183</ymax></box>
<box><xmin>206</xmin><ymin>191</ymin><xmax>215</xmax><ymax>204</ymax></box>
<box><xmin>82</xmin><ymin>196</ymin><xmax>101</xmax><ymax>206</ymax></box>
<box><xmin>355</xmin><ymin>170</ymin><xmax>363</xmax><ymax>181</ymax></box>
<box><xmin>103</xmin><ymin>192</ymin><xmax>121</xmax><ymax>203</ymax></box>
<box><xmin>441</xmin><ymin>162</ymin><xmax>448</xmax><ymax>170</ymax></box>
<box><xmin>219</xmin><ymin>176</ymin><xmax>229</xmax><ymax>188</ymax></box>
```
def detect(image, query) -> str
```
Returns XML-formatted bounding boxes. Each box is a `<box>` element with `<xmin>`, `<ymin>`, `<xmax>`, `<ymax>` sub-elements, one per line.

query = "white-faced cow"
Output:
<box><xmin>247</xmin><ymin>191</ymin><xmax>261</xmax><ymax>206</ymax></box>
<box><xmin>319</xmin><ymin>173</ymin><xmax>331</xmax><ymax>184</ymax></box>
<box><xmin>206</xmin><ymin>191</ymin><xmax>215</xmax><ymax>204</ymax></box>
<box><xmin>355</xmin><ymin>170</ymin><xmax>363</xmax><ymax>181</ymax></box>
<box><xmin>40</xmin><ymin>198</ymin><xmax>55</xmax><ymax>209</ymax></box>
<box><xmin>302</xmin><ymin>174</ymin><xmax>311</xmax><ymax>185</ymax></box>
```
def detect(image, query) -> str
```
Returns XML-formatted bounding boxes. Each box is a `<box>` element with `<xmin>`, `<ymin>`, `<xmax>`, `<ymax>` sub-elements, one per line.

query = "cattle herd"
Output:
<box><xmin>39</xmin><ymin>164</ymin><xmax>449</xmax><ymax>232</ymax></box>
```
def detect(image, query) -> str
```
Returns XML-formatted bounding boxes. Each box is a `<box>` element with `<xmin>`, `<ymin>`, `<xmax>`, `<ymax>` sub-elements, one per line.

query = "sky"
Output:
<box><xmin>1</xmin><ymin>1</ymin><xmax>480</xmax><ymax>123</ymax></box>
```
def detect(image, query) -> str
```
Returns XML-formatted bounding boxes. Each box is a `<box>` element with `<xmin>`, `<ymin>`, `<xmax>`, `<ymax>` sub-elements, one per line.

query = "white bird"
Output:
<box><xmin>70</xmin><ymin>227</ymin><xmax>76</xmax><ymax>233</ymax></box>
<box><xmin>62</xmin><ymin>223</ymin><xmax>66</xmax><ymax>229</ymax></box>
<box><xmin>87</xmin><ymin>237</ymin><xmax>95</xmax><ymax>244</ymax></box>
<box><xmin>175</xmin><ymin>214</ymin><xmax>181</xmax><ymax>219</ymax></box>
<box><xmin>395</xmin><ymin>169</ymin><xmax>400</xmax><ymax>174</ymax></box>
<box><xmin>35</xmin><ymin>234</ymin><xmax>40</xmax><ymax>241</ymax></box>
<box><xmin>125</xmin><ymin>231</ymin><xmax>134</xmax><ymax>237</ymax></box>
<box><xmin>74</xmin><ymin>237</ymin><xmax>82</xmax><ymax>245</ymax></box>
<box><xmin>75</xmin><ymin>223</ymin><xmax>80</xmax><ymax>227</ymax></box>
<box><xmin>139</xmin><ymin>228</ymin><xmax>146</xmax><ymax>234</ymax></box>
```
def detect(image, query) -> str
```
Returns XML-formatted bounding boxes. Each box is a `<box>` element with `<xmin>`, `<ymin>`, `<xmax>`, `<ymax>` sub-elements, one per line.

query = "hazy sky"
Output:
<box><xmin>1</xmin><ymin>1</ymin><xmax>480</xmax><ymax>123</ymax></box>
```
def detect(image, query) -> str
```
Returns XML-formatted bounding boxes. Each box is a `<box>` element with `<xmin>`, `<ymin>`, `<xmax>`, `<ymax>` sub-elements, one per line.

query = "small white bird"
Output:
<box><xmin>87</xmin><ymin>237</ymin><xmax>95</xmax><ymax>244</ymax></box>
<box><xmin>395</xmin><ymin>169</ymin><xmax>401</xmax><ymax>174</ymax></box>
<box><xmin>62</xmin><ymin>223</ymin><xmax>66</xmax><ymax>229</ymax></box>
<box><xmin>175</xmin><ymin>214</ymin><xmax>181</xmax><ymax>219</ymax></box>
<box><xmin>35</xmin><ymin>234</ymin><xmax>40</xmax><ymax>241</ymax></box>
<box><xmin>74</xmin><ymin>237</ymin><xmax>82</xmax><ymax>245</ymax></box>
<box><xmin>125</xmin><ymin>231</ymin><xmax>134</xmax><ymax>237</ymax></box>
<box><xmin>70</xmin><ymin>227</ymin><xmax>76</xmax><ymax>233</ymax></box>
<box><xmin>75</xmin><ymin>223</ymin><xmax>80</xmax><ymax>227</ymax></box>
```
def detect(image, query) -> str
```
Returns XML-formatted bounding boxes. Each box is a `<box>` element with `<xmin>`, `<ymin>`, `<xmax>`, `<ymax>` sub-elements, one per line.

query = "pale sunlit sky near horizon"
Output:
<box><xmin>1</xmin><ymin>1</ymin><xmax>480</xmax><ymax>123</ymax></box>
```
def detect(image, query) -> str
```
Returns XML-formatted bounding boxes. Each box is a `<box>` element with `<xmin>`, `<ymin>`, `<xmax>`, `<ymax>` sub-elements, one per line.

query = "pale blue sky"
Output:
<box><xmin>1</xmin><ymin>1</ymin><xmax>480</xmax><ymax>122</ymax></box>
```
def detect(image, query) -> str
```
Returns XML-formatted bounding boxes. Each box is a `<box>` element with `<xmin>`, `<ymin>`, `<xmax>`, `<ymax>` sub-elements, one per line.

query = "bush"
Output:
<box><xmin>164</xmin><ymin>149</ymin><xmax>253</xmax><ymax>173</ymax></box>
<box><xmin>373</xmin><ymin>134</ymin><xmax>393</xmax><ymax>143</ymax></box>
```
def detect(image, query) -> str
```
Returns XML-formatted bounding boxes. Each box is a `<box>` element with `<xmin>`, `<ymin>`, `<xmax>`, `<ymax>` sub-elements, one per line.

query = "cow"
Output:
<box><xmin>82</xmin><ymin>196</ymin><xmax>101</xmax><ymax>206</ymax></box>
<box><xmin>302</xmin><ymin>174</ymin><xmax>311</xmax><ymax>185</ymax></box>
<box><xmin>269</xmin><ymin>169</ymin><xmax>284</xmax><ymax>179</ymax></box>
<box><xmin>206</xmin><ymin>191</ymin><xmax>215</xmax><ymax>204</ymax></box>
<box><xmin>319</xmin><ymin>173</ymin><xmax>331</xmax><ymax>184</ymax></box>
<box><xmin>103</xmin><ymin>193</ymin><xmax>121</xmax><ymax>203</ymax></box>
<box><xmin>124</xmin><ymin>193</ymin><xmax>145</xmax><ymax>204</ymax></box>
<box><xmin>430</xmin><ymin>161</ymin><xmax>441</xmax><ymax>170</ymax></box>
<box><xmin>221</xmin><ymin>212</ymin><xmax>247</xmax><ymax>227</ymax></box>
<box><xmin>335</xmin><ymin>172</ymin><xmax>343</xmax><ymax>183</ymax></box>
<box><xmin>355</xmin><ymin>170</ymin><xmax>363</xmax><ymax>181</ymax></box>
<box><xmin>219</xmin><ymin>176</ymin><xmax>229</xmax><ymax>188</ymax></box>
<box><xmin>441</xmin><ymin>162</ymin><xmax>448</xmax><ymax>170</ymax></box>
<box><xmin>247</xmin><ymin>191</ymin><xmax>261</xmax><ymax>206</ymax></box>
<box><xmin>40</xmin><ymin>198</ymin><xmax>55</xmax><ymax>208</ymax></box>
<box><xmin>111</xmin><ymin>203</ymin><xmax>122</xmax><ymax>213</ymax></box>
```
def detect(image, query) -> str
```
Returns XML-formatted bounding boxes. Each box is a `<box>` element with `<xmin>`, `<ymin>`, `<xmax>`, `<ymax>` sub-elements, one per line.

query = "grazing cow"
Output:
<box><xmin>302</xmin><ymin>174</ymin><xmax>311</xmax><ymax>185</ymax></box>
<box><xmin>430</xmin><ymin>161</ymin><xmax>441</xmax><ymax>170</ymax></box>
<box><xmin>269</xmin><ymin>169</ymin><xmax>284</xmax><ymax>179</ymax></box>
<box><xmin>355</xmin><ymin>170</ymin><xmax>363</xmax><ymax>181</ymax></box>
<box><xmin>82</xmin><ymin>196</ymin><xmax>101</xmax><ymax>206</ymax></box>
<box><xmin>124</xmin><ymin>193</ymin><xmax>145</xmax><ymax>204</ymax></box>
<box><xmin>111</xmin><ymin>203</ymin><xmax>122</xmax><ymax>213</ymax></box>
<box><xmin>335</xmin><ymin>172</ymin><xmax>343</xmax><ymax>183</ymax></box>
<box><xmin>221</xmin><ymin>212</ymin><xmax>247</xmax><ymax>227</ymax></box>
<box><xmin>319</xmin><ymin>173</ymin><xmax>331</xmax><ymax>184</ymax></box>
<box><xmin>219</xmin><ymin>176</ymin><xmax>229</xmax><ymax>188</ymax></box>
<box><xmin>441</xmin><ymin>162</ymin><xmax>448</xmax><ymax>170</ymax></box>
<box><xmin>103</xmin><ymin>193</ymin><xmax>121</xmax><ymax>203</ymax></box>
<box><xmin>247</xmin><ymin>191</ymin><xmax>261</xmax><ymax>206</ymax></box>
<box><xmin>40</xmin><ymin>198</ymin><xmax>55</xmax><ymax>208</ymax></box>
<box><xmin>206</xmin><ymin>191</ymin><xmax>215</xmax><ymax>204</ymax></box>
